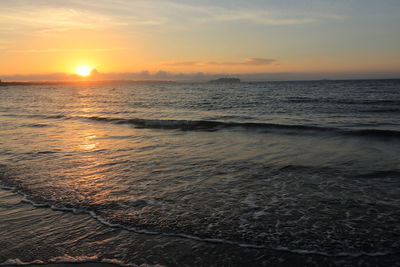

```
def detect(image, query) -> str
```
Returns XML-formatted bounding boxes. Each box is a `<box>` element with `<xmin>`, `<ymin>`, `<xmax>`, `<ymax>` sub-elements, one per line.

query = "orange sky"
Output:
<box><xmin>1</xmin><ymin>1</ymin><xmax>399</xmax><ymax>80</ymax></box>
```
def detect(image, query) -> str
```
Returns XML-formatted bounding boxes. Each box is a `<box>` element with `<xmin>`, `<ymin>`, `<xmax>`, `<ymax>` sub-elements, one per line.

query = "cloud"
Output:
<box><xmin>7</xmin><ymin>48</ymin><xmax>128</xmax><ymax>53</ymax></box>
<box><xmin>164</xmin><ymin>58</ymin><xmax>277</xmax><ymax>67</ymax></box>
<box><xmin>307</xmin><ymin>56</ymin><xmax>332</xmax><ymax>61</ymax></box>
<box><xmin>159</xmin><ymin>1</ymin><xmax>345</xmax><ymax>25</ymax></box>
<box><xmin>204</xmin><ymin>11</ymin><xmax>316</xmax><ymax>25</ymax></box>
<box><xmin>0</xmin><ymin>5</ymin><xmax>122</xmax><ymax>37</ymax></box>
<box><xmin>2</xmin><ymin>70</ymin><xmax>400</xmax><ymax>82</ymax></box>
<box><xmin>0</xmin><ymin>71</ymin><xmax>202</xmax><ymax>82</ymax></box>
<box><xmin>241</xmin><ymin>58</ymin><xmax>277</xmax><ymax>65</ymax></box>
<box><xmin>0</xmin><ymin>1</ymin><xmax>346</xmax><ymax>38</ymax></box>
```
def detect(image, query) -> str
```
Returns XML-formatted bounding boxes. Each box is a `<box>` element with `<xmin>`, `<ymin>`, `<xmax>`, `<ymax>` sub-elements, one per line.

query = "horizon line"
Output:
<box><xmin>1</xmin><ymin>78</ymin><xmax>400</xmax><ymax>86</ymax></box>
<box><xmin>1</xmin><ymin>70</ymin><xmax>400</xmax><ymax>83</ymax></box>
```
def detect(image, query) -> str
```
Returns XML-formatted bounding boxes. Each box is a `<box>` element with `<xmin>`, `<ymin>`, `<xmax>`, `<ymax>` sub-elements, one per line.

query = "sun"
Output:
<box><xmin>75</xmin><ymin>65</ymin><xmax>94</xmax><ymax>77</ymax></box>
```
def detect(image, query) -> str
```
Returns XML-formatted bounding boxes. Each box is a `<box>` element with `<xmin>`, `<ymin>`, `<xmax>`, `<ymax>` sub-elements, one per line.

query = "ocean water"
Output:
<box><xmin>0</xmin><ymin>79</ymin><xmax>400</xmax><ymax>266</ymax></box>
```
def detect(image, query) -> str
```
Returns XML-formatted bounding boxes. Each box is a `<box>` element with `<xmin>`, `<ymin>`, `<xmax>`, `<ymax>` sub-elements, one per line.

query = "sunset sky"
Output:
<box><xmin>1</xmin><ymin>0</ymin><xmax>399</xmax><ymax>81</ymax></box>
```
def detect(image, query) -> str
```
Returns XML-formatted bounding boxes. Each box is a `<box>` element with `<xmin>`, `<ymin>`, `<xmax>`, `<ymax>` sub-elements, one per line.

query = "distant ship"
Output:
<box><xmin>207</xmin><ymin>78</ymin><xmax>241</xmax><ymax>84</ymax></box>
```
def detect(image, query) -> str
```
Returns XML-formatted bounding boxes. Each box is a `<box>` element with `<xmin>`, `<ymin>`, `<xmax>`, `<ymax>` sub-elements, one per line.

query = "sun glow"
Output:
<box><xmin>75</xmin><ymin>65</ymin><xmax>94</xmax><ymax>77</ymax></box>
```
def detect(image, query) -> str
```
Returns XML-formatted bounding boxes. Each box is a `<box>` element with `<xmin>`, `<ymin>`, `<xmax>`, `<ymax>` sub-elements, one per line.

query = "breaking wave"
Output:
<box><xmin>20</xmin><ymin>114</ymin><xmax>400</xmax><ymax>139</ymax></box>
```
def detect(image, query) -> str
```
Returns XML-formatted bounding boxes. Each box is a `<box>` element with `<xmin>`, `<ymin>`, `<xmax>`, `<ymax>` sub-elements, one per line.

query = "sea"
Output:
<box><xmin>0</xmin><ymin>79</ymin><xmax>399</xmax><ymax>266</ymax></box>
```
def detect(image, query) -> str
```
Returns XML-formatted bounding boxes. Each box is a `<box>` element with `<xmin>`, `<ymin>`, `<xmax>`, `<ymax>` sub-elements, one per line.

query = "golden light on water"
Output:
<box><xmin>75</xmin><ymin>65</ymin><xmax>94</xmax><ymax>77</ymax></box>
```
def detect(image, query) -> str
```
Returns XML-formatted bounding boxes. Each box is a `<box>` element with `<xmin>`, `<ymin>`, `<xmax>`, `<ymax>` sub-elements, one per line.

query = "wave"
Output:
<box><xmin>82</xmin><ymin>116</ymin><xmax>400</xmax><ymax>139</ymax></box>
<box><xmin>86</xmin><ymin>116</ymin><xmax>334</xmax><ymax>131</ymax></box>
<box><xmin>1</xmin><ymin>183</ymin><xmax>395</xmax><ymax>258</ymax></box>
<box><xmin>0</xmin><ymin>183</ymin><xmax>270</xmax><ymax>253</ymax></box>
<box><xmin>348</xmin><ymin>129</ymin><xmax>400</xmax><ymax>138</ymax></box>
<box><xmin>356</xmin><ymin>170</ymin><xmax>400</xmax><ymax>178</ymax></box>
<box><xmin>285</xmin><ymin>98</ymin><xmax>400</xmax><ymax>105</ymax></box>
<box><xmin>361</xmin><ymin>108</ymin><xmax>400</xmax><ymax>113</ymax></box>
<box><xmin>6</xmin><ymin>113</ymin><xmax>400</xmax><ymax>139</ymax></box>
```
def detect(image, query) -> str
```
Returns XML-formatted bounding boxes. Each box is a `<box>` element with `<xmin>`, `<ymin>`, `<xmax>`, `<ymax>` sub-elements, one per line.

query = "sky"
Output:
<box><xmin>1</xmin><ymin>0</ymin><xmax>400</xmax><ymax>81</ymax></box>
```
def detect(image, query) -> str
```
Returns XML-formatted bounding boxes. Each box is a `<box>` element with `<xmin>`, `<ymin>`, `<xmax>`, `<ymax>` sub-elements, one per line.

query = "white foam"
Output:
<box><xmin>274</xmin><ymin>246</ymin><xmax>392</xmax><ymax>257</ymax></box>
<box><xmin>0</xmin><ymin>258</ymin><xmax>43</xmax><ymax>265</ymax></box>
<box><xmin>242</xmin><ymin>193</ymin><xmax>259</xmax><ymax>209</ymax></box>
<box><xmin>0</xmin><ymin>183</ymin><xmax>394</xmax><ymax>258</ymax></box>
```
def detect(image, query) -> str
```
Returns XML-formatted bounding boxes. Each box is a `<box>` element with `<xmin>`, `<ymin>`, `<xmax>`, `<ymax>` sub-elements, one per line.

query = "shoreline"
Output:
<box><xmin>1</xmin><ymin>186</ymin><xmax>399</xmax><ymax>267</ymax></box>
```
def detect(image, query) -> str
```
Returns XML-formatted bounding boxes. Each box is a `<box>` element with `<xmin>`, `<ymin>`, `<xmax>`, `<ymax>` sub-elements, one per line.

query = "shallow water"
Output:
<box><xmin>1</xmin><ymin>80</ymin><xmax>400</xmax><ymax>266</ymax></box>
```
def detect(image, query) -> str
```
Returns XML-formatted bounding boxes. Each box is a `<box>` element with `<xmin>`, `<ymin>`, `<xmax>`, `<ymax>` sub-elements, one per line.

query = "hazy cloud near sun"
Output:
<box><xmin>3</xmin><ymin>70</ymin><xmax>400</xmax><ymax>82</ymax></box>
<box><xmin>7</xmin><ymin>48</ymin><xmax>129</xmax><ymax>53</ymax></box>
<box><xmin>164</xmin><ymin>58</ymin><xmax>277</xmax><ymax>67</ymax></box>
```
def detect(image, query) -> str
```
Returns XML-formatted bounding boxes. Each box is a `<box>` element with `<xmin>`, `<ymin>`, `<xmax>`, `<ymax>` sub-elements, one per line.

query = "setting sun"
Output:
<box><xmin>75</xmin><ymin>65</ymin><xmax>94</xmax><ymax>77</ymax></box>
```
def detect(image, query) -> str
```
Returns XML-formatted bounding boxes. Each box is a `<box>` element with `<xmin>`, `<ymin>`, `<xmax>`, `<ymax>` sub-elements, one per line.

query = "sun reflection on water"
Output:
<box><xmin>80</xmin><ymin>134</ymin><xmax>98</xmax><ymax>151</ymax></box>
